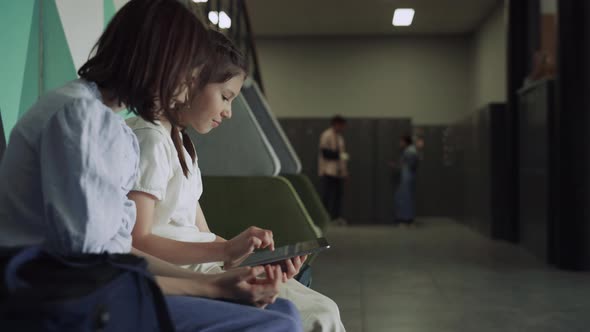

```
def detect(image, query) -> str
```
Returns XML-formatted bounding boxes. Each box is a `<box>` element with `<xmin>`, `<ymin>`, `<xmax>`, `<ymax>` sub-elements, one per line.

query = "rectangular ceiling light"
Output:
<box><xmin>392</xmin><ymin>8</ymin><xmax>415</xmax><ymax>26</ymax></box>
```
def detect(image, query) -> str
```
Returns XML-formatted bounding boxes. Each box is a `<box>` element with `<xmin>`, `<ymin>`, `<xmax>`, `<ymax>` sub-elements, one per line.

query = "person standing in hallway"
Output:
<box><xmin>391</xmin><ymin>135</ymin><xmax>419</xmax><ymax>226</ymax></box>
<box><xmin>318</xmin><ymin>115</ymin><xmax>349</xmax><ymax>225</ymax></box>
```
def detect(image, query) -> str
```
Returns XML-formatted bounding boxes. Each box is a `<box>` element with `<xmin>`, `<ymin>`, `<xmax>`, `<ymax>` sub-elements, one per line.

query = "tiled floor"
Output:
<box><xmin>311</xmin><ymin>218</ymin><xmax>590</xmax><ymax>332</ymax></box>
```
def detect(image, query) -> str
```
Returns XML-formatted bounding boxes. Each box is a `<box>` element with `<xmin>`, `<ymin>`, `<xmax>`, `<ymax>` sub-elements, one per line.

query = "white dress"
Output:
<box><xmin>126</xmin><ymin>117</ymin><xmax>216</xmax><ymax>244</ymax></box>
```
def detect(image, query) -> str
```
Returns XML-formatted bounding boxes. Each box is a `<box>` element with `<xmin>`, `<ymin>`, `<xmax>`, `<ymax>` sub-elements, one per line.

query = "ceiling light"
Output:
<box><xmin>392</xmin><ymin>8</ymin><xmax>415</xmax><ymax>26</ymax></box>
<box><xmin>192</xmin><ymin>0</ymin><xmax>208</xmax><ymax>3</ymax></box>
<box><xmin>208</xmin><ymin>11</ymin><xmax>219</xmax><ymax>24</ymax></box>
<box><xmin>219</xmin><ymin>11</ymin><xmax>231</xmax><ymax>29</ymax></box>
<box><xmin>208</xmin><ymin>11</ymin><xmax>231</xmax><ymax>29</ymax></box>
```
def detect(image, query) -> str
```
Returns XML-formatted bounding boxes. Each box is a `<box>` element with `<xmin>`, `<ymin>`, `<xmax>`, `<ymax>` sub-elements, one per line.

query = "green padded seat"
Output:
<box><xmin>200</xmin><ymin>176</ymin><xmax>319</xmax><ymax>247</ymax></box>
<box><xmin>282</xmin><ymin>174</ymin><xmax>330</xmax><ymax>232</ymax></box>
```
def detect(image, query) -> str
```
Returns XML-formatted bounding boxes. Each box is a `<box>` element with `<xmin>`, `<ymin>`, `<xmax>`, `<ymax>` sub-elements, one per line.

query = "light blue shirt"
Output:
<box><xmin>0</xmin><ymin>79</ymin><xmax>139</xmax><ymax>254</ymax></box>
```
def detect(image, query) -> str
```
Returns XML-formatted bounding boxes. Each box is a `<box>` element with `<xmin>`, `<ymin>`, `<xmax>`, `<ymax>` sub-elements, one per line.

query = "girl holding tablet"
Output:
<box><xmin>127</xmin><ymin>30</ymin><xmax>345</xmax><ymax>332</ymax></box>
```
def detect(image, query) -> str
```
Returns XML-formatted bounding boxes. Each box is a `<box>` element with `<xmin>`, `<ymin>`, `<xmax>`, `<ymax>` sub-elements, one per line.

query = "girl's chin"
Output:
<box><xmin>194</xmin><ymin>126</ymin><xmax>212</xmax><ymax>135</ymax></box>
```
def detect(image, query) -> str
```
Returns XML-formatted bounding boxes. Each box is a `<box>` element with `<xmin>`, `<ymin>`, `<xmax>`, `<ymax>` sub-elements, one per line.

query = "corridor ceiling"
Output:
<box><xmin>247</xmin><ymin>0</ymin><xmax>503</xmax><ymax>37</ymax></box>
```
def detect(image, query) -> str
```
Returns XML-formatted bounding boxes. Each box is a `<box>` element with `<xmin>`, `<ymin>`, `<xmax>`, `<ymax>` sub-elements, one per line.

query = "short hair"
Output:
<box><xmin>78</xmin><ymin>0</ymin><xmax>210</xmax><ymax>122</ymax></box>
<box><xmin>79</xmin><ymin>0</ymin><xmax>210</xmax><ymax>178</ymax></box>
<box><xmin>401</xmin><ymin>135</ymin><xmax>413</xmax><ymax>145</ymax></box>
<box><xmin>331</xmin><ymin>115</ymin><xmax>347</xmax><ymax>126</ymax></box>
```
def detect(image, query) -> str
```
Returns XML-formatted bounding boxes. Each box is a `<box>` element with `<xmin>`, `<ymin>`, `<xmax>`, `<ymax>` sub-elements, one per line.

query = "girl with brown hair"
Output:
<box><xmin>128</xmin><ymin>29</ymin><xmax>345</xmax><ymax>332</ymax></box>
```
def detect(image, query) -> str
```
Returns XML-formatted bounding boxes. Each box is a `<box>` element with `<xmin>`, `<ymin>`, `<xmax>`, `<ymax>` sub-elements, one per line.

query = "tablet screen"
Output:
<box><xmin>238</xmin><ymin>237</ymin><xmax>330</xmax><ymax>267</ymax></box>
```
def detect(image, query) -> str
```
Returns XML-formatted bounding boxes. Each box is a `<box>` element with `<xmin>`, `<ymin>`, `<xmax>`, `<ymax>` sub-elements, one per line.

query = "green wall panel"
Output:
<box><xmin>104</xmin><ymin>0</ymin><xmax>133</xmax><ymax>119</ymax></box>
<box><xmin>104</xmin><ymin>0</ymin><xmax>117</xmax><ymax>27</ymax></box>
<box><xmin>0</xmin><ymin>1</ymin><xmax>35</xmax><ymax>140</ymax></box>
<box><xmin>42</xmin><ymin>0</ymin><xmax>76</xmax><ymax>93</ymax></box>
<box><xmin>19</xmin><ymin>0</ymin><xmax>40</xmax><ymax>118</ymax></box>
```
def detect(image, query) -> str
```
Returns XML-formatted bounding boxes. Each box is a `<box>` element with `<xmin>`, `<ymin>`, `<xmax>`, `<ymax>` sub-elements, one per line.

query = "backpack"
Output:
<box><xmin>0</xmin><ymin>246</ymin><xmax>175</xmax><ymax>332</ymax></box>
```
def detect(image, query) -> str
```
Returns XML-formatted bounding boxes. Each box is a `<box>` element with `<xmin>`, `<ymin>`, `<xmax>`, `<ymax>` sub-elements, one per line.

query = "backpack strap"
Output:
<box><xmin>4</xmin><ymin>246</ymin><xmax>43</xmax><ymax>291</ymax></box>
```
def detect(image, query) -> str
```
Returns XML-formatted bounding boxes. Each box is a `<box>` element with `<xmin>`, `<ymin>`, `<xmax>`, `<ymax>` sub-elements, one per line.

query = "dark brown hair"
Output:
<box><xmin>401</xmin><ymin>135</ymin><xmax>413</xmax><ymax>145</ymax></box>
<box><xmin>199</xmin><ymin>30</ymin><xmax>248</xmax><ymax>87</ymax></box>
<box><xmin>79</xmin><ymin>0</ymin><xmax>210</xmax><ymax>178</ymax></box>
<box><xmin>331</xmin><ymin>115</ymin><xmax>347</xmax><ymax>126</ymax></box>
<box><xmin>174</xmin><ymin>30</ymin><xmax>248</xmax><ymax>177</ymax></box>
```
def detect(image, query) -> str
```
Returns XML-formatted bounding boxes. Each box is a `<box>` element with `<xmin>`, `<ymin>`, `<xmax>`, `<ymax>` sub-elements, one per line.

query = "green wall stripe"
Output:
<box><xmin>0</xmin><ymin>1</ymin><xmax>35</xmax><ymax>141</ymax></box>
<box><xmin>104</xmin><ymin>0</ymin><xmax>116</xmax><ymax>27</ymax></box>
<box><xmin>19</xmin><ymin>0</ymin><xmax>40</xmax><ymax>118</ymax></box>
<box><xmin>104</xmin><ymin>0</ymin><xmax>133</xmax><ymax>119</ymax></box>
<box><xmin>42</xmin><ymin>0</ymin><xmax>77</xmax><ymax>93</ymax></box>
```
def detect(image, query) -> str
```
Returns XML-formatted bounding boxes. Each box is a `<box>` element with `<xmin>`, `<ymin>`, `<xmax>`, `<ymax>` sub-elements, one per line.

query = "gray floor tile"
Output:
<box><xmin>310</xmin><ymin>218</ymin><xmax>590</xmax><ymax>332</ymax></box>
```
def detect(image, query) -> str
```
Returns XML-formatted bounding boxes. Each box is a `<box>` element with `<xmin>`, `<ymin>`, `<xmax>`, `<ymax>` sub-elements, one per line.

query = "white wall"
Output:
<box><xmin>256</xmin><ymin>37</ymin><xmax>472</xmax><ymax>125</ymax></box>
<box><xmin>469</xmin><ymin>3</ymin><xmax>507</xmax><ymax>110</ymax></box>
<box><xmin>56</xmin><ymin>0</ymin><xmax>104</xmax><ymax>70</ymax></box>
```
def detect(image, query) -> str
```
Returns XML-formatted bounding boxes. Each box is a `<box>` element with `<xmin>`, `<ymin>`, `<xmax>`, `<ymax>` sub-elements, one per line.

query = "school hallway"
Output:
<box><xmin>311</xmin><ymin>218</ymin><xmax>590</xmax><ymax>332</ymax></box>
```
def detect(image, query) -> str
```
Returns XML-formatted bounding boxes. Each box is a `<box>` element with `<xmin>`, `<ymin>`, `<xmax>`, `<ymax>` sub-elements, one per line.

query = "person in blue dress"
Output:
<box><xmin>0</xmin><ymin>1</ymin><xmax>301</xmax><ymax>331</ymax></box>
<box><xmin>391</xmin><ymin>135</ymin><xmax>419</xmax><ymax>226</ymax></box>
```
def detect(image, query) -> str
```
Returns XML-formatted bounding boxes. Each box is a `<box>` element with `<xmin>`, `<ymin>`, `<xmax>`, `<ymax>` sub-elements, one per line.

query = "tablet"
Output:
<box><xmin>238</xmin><ymin>237</ymin><xmax>330</xmax><ymax>267</ymax></box>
